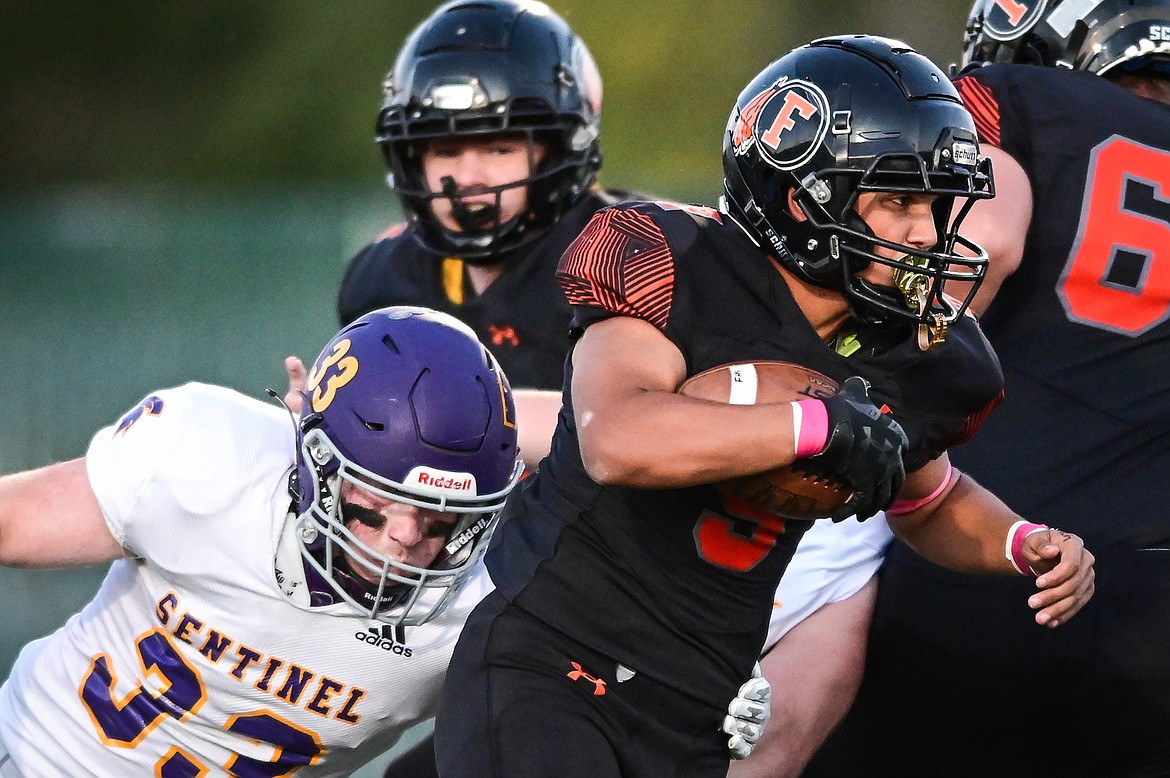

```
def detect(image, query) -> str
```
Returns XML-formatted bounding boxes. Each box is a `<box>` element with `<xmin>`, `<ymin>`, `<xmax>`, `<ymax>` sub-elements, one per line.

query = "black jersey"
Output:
<box><xmin>953</xmin><ymin>66</ymin><xmax>1170</xmax><ymax>550</ymax></box>
<box><xmin>485</xmin><ymin>201</ymin><xmax>1003</xmax><ymax>710</ymax></box>
<box><xmin>336</xmin><ymin>190</ymin><xmax>629</xmax><ymax>390</ymax></box>
<box><xmin>806</xmin><ymin>69</ymin><xmax>1170</xmax><ymax>777</ymax></box>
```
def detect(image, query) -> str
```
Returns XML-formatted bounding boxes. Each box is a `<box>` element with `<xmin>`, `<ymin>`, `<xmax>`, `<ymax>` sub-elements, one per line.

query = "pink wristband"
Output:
<box><xmin>791</xmin><ymin>399</ymin><xmax>829</xmax><ymax>458</ymax></box>
<box><xmin>1006</xmin><ymin>520</ymin><xmax>1048</xmax><ymax>576</ymax></box>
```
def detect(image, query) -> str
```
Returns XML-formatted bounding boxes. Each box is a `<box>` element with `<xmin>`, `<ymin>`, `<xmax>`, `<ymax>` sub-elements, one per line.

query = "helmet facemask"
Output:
<box><xmin>288</xmin><ymin>306</ymin><xmax>523</xmax><ymax>627</ymax></box>
<box><xmin>788</xmin><ymin>152</ymin><xmax>994</xmax><ymax>332</ymax></box>
<box><xmin>376</xmin><ymin>0</ymin><xmax>603</xmax><ymax>262</ymax></box>
<box><xmin>381</xmin><ymin>122</ymin><xmax>595</xmax><ymax>265</ymax></box>
<box><xmin>720</xmin><ymin>36</ymin><xmax>996</xmax><ymax>347</ymax></box>
<box><xmin>296</xmin><ymin>425</ymin><xmax>521</xmax><ymax>627</ymax></box>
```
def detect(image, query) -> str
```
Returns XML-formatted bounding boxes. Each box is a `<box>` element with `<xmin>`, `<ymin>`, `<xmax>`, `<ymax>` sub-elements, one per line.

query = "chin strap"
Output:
<box><xmin>275</xmin><ymin>513</ymin><xmax>316</xmax><ymax>606</ymax></box>
<box><xmin>917</xmin><ymin>313</ymin><xmax>948</xmax><ymax>351</ymax></box>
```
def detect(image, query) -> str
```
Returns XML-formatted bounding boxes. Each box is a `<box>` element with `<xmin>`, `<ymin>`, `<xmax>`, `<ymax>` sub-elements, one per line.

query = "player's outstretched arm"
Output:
<box><xmin>887</xmin><ymin>456</ymin><xmax>1095</xmax><ymax>627</ymax></box>
<box><xmin>0</xmin><ymin>459</ymin><xmax>123</xmax><ymax>567</ymax></box>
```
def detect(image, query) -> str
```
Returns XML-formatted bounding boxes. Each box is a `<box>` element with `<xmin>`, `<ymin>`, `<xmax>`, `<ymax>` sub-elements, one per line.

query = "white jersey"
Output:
<box><xmin>764</xmin><ymin>514</ymin><xmax>894</xmax><ymax>652</ymax></box>
<box><xmin>0</xmin><ymin>383</ymin><xmax>491</xmax><ymax>777</ymax></box>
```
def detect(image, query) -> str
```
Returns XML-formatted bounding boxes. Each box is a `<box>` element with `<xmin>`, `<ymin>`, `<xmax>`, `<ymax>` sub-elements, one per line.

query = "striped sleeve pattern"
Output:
<box><xmin>949</xmin><ymin>389</ymin><xmax>1005</xmax><ymax>447</ymax></box>
<box><xmin>955</xmin><ymin>75</ymin><xmax>1002</xmax><ymax>147</ymax></box>
<box><xmin>557</xmin><ymin>207</ymin><xmax>675</xmax><ymax>331</ymax></box>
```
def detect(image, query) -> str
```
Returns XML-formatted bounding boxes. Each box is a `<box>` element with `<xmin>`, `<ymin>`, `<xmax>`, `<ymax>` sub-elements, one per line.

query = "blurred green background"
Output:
<box><xmin>1</xmin><ymin>0</ymin><xmax>972</xmax><ymax>772</ymax></box>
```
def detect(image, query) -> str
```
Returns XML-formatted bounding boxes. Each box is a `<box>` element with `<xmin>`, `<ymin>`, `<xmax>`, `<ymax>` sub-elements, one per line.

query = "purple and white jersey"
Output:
<box><xmin>0</xmin><ymin>382</ymin><xmax>488</xmax><ymax>777</ymax></box>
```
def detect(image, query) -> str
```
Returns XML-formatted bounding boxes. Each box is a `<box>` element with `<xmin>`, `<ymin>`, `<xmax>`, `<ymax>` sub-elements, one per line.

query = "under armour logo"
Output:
<box><xmin>566</xmin><ymin>661</ymin><xmax>607</xmax><ymax>696</ymax></box>
<box><xmin>488</xmin><ymin>324</ymin><xmax>519</xmax><ymax>347</ymax></box>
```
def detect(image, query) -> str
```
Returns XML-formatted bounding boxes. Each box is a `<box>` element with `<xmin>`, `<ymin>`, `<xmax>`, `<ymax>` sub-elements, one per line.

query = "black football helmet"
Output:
<box><xmin>960</xmin><ymin>0</ymin><xmax>1170</xmax><ymax>76</ymax></box>
<box><xmin>721</xmin><ymin>35</ymin><xmax>994</xmax><ymax>333</ymax></box>
<box><xmin>376</xmin><ymin>0</ymin><xmax>603</xmax><ymax>262</ymax></box>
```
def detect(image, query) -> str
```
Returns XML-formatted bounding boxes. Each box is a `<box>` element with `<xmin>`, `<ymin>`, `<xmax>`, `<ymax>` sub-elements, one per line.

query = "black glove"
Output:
<box><xmin>811</xmin><ymin>376</ymin><xmax>908</xmax><ymax>521</ymax></box>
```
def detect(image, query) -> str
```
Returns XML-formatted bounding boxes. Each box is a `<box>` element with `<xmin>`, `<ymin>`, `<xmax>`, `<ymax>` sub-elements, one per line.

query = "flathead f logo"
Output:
<box><xmin>747</xmin><ymin>80</ymin><xmax>831</xmax><ymax>172</ymax></box>
<box><xmin>566</xmin><ymin>661</ymin><xmax>607</xmax><ymax>696</ymax></box>
<box><xmin>983</xmin><ymin>0</ymin><xmax>1047</xmax><ymax>41</ymax></box>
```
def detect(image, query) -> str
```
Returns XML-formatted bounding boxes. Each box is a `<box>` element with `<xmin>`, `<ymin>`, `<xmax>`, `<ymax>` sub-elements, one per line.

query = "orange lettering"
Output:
<box><xmin>993</xmin><ymin>0</ymin><xmax>1029</xmax><ymax>25</ymax></box>
<box><xmin>760</xmin><ymin>91</ymin><xmax>818</xmax><ymax>150</ymax></box>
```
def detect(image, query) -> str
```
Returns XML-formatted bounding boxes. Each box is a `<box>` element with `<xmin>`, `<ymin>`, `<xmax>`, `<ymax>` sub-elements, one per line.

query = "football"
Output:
<box><xmin>678</xmin><ymin>361</ymin><xmax>851</xmax><ymax>520</ymax></box>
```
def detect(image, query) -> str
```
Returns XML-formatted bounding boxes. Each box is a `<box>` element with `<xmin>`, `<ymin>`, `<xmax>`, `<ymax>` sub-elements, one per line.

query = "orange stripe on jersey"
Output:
<box><xmin>949</xmin><ymin>388</ymin><xmax>1004</xmax><ymax>446</ymax></box>
<box><xmin>558</xmin><ymin>208</ymin><xmax>675</xmax><ymax>331</ymax></box>
<box><xmin>955</xmin><ymin>76</ymin><xmax>1001</xmax><ymax>148</ymax></box>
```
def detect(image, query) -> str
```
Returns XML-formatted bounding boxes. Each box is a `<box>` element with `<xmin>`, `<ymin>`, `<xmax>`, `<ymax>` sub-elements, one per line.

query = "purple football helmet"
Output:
<box><xmin>292</xmin><ymin>306</ymin><xmax>523</xmax><ymax>626</ymax></box>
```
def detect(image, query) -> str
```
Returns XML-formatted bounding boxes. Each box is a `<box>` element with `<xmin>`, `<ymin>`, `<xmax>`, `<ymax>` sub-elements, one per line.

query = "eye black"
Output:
<box><xmin>341</xmin><ymin>501</ymin><xmax>385</xmax><ymax>530</ymax></box>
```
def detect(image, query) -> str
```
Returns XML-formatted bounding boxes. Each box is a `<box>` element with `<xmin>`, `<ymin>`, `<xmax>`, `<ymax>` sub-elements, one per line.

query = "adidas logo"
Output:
<box><xmin>354</xmin><ymin>624</ymin><xmax>413</xmax><ymax>657</ymax></box>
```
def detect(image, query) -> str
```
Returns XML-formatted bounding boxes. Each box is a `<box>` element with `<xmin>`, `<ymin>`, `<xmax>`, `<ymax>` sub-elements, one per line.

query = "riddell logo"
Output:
<box><xmin>445</xmin><ymin>515</ymin><xmax>491</xmax><ymax>556</ymax></box>
<box><xmin>407</xmin><ymin>466</ymin><xmax>476</xmax><ymax>493</ymax></box>
<box><xmin>417</xmin><ymin>472</ymin><xmax>472</xmax><ymax>491</ymax></box>
<box><xmin>354</xmin><ymin>624</ymin><xmax>412</xmax><ymax>657</ymax></box>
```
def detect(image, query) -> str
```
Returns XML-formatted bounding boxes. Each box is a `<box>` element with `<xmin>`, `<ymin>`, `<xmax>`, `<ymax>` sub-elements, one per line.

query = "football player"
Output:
<box><xmin>807</xmin><ymin>2</ymin><xmax>1170</xmax><ymax>776</ymax></box>
<box><xmin>433</xmin><ymin>35</ymin><xmax>1096</xmax><ymax>778</ymax></box>
<box><xmin>0</xmin><ymin>307</ymin><xmax>524</xmax><ymax>776</ymax></box>
<box><xmin>285</xmin><ymin>0</ymin><xmax>643</xmax><ymax>471</ymax></box>
<box><xmin>282</xmin><ymin>4</ymin><xmax>772</xmax><ymax>772</ymax></box>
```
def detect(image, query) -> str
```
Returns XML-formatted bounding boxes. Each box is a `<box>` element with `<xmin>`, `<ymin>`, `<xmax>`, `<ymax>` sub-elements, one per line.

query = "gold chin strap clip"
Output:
<box><xmin>892</xmin><ymin>256</ymin><xmax>948</xmax><ymax>351</ymax></box>
<box><xmin>917</xmin><ymin>313</ymin><xmax>948</xmax><ymax>351</ymax></box>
